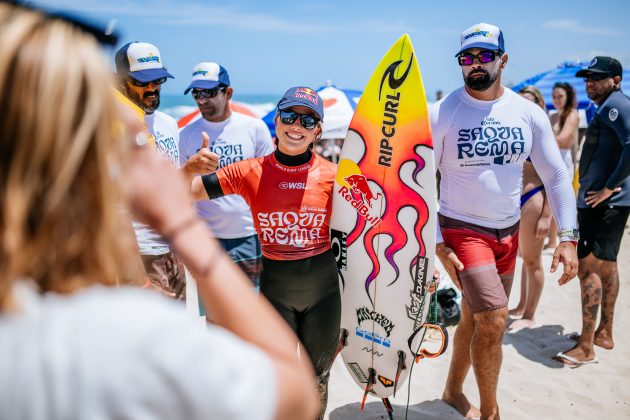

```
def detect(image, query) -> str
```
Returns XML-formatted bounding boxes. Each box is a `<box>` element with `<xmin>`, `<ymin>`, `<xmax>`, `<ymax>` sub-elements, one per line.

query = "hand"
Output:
<box><xmin>535</xmin><ymin>216</ymin><xmax>551</xmax><ymax>239</ymax></box>
<box><xmin>124</xmin><ymin>145</ymin><xmax>197</xmax><ymax>234</ymax></box>
<box><xmin>585</xmin><ymin>186</ymin><xmax>621</xmax><ymax>207</ymax></box>
<box><xmin>436</xmin><ymin>242</ymin><xmax>464</xmax><ymax>291</ymax></box>
<box><xmin>550</xmin><ymin>242</ymin><xmax>578</xmax><ymax>286</ymax></box>
<box><xmin>181</xmin><ymin>131</ymin><xmax>220</xmax><ymax>175</ymax></box>
<box><xmin>427</xmin><ymin>269</ymin><xmax>440</xmax><ymax>294</ymax></box>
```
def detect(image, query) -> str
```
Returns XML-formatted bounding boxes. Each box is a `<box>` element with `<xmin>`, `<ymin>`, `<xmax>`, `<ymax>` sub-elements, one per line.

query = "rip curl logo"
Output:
<box><xmin>609</xmin><ymin>108</ymin><xmax>619</xmax><ymax>122</ymax></box>
<box><xmin>258</xmin><ymin>211</ymin><xmax>325</xmax><ymax>247</ymax></box>
<box><xmin>137</xmin><ymin>54</ymin><xmax>160</xmax><ymax>64</ymax></box>
<box><xmin>457</xmin><ymin>117</ymin><xmax>526</xmax><ymax>165</ymax></box>
<box><xmin>378</xmin><ymin>53</ymin><xmax>413</xmax><ymax>100</ymax></box>
<box><xmin>464</xmin><ymin>29</ymin><xmax>492</xmax><ymax>39</ymax></box>
<box><xmin>356</xmin><ymin>307</ymin><xmax>395</xmax><ymax>337</ymax></box>
<box><xmin>193</xmin><ymin>69</ymin><xmax>208</xmax><ymax>77</ymax></box>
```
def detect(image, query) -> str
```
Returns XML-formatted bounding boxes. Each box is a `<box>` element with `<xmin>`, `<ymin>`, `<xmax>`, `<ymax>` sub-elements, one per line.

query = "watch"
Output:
<box><xmin>559</xmin><ymin>228</ymin><xmax>580</xmax><ymax>242</ymax></box>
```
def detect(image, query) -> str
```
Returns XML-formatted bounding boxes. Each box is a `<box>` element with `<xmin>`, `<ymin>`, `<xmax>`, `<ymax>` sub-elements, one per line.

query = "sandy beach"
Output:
<box><xmin>325</xmin><ymin>226</ymin><xmax>630</xmax><ymax>420</ymax></box>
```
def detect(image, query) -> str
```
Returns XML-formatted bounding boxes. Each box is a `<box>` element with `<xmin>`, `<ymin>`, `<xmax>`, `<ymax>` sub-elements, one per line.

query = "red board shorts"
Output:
<box><xmin>439</xmin><ymin>214</ymin><xmax>519</xmax><ymax>313</ymax></box>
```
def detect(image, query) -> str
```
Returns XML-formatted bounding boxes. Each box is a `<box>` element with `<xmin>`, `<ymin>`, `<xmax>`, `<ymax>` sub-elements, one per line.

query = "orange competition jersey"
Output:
<box><xmin>216</xmin><ymin>153</ymin><xmax>337</xmax><ymax>260</ymax></box>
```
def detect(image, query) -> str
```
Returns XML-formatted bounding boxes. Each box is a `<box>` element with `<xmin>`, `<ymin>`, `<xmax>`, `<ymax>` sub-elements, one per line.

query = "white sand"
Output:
<box><xmin>325</xmin><ymin>228</ymin><xmax>630</xmax><ymax>419</ymax></box>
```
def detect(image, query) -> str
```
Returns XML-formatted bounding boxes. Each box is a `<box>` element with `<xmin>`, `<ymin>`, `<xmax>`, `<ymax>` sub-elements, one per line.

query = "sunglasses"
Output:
<box><xmin>457</xmin><ymin>51</ymin><xmax>500</xmax><ymax>66</ymax></box>
<box><xmin>191</xmin><ymin>87</ymin><xmax>227</xmax><ymax>100</ymax></box>
<box><xmin>2</xmin><ymin>0</ymin><xmax>118</xmax><ymax>46</ymax></box>
<box><xmin>128</xmin><ymin>77</ymin><xmax>168</xmax><ymax>88</ymax></box>
<box><xmin>279</xmin><ymin>110</ymin><xmax>319</xmax><ymax>130</ymax></box>
<box><xmin>583</xmin><ymin>74</ymin><xmax>610</xmax><ymax>83</ymax></box>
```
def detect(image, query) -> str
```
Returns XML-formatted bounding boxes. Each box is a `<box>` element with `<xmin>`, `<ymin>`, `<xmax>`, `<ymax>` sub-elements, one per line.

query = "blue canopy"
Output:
<box><xmin>512</xmin><ymin>61</ymin><xmax>630</xmax><ymax>122</ymax></box>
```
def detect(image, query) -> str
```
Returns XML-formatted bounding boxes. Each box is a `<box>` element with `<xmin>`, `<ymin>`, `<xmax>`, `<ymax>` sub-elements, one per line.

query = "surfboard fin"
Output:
<box><xmin>381</xmin><ymin>397</ymin><xmax>394</xmax><ymax>420</ymax></box>
<box><xmin>361</xmin><ymin>368</ymin><xmax>376</xmax><ymax>410</ymax></box>
<box><xmin>393</xmin><ymin>350</ymin><xmax>406</xmax><ymax>398</ymax></box>
<box><xmin>335</xmin><ymin>328</ymin><xmax>349</xmax><ymax>359</ymax></box>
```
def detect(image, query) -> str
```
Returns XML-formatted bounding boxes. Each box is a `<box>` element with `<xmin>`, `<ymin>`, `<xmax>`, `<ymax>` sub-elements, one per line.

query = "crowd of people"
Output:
<box><xmin>0</xmin><ymin>2</ymin><xmax>628</xmax><ymax>419</ymax></box>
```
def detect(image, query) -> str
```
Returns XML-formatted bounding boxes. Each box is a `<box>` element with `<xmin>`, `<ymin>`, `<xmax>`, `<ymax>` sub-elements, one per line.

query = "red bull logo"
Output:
<box><xmin>338</xmin><ymin>173</ymin><xmax>383</xmax><ymax>229</ymax></box>
<box><xmin>343</xmin><ymin>174</ymin><xmax>382</xmax><ymax>207</ymax></box>
<box><xmin>295</xmin><ymin>87</ymin><xmax>319</xmax><ymax>104</ymax></box>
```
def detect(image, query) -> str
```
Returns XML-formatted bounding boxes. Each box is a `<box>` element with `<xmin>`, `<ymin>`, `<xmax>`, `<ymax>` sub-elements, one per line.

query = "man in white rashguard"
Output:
<box><xmin>430</xmin><ymin>23</ymin><xmax>579</xmax><ymax>420</ymax></box>
<box><xmin>179</xmin><ymin>62</ymin><xmax>273</xmax><ymax>309</ymax></box>
<box><xmin>116</xmin><ymin>43</ymin><xmax>219</xmax><ymax>299</ymax></box>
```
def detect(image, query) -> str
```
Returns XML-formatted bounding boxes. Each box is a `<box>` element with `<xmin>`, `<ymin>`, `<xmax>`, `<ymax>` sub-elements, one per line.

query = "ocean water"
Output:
<box><xmin>160</xmin><ymin>93</ymin><xmax>279</xmax><ymax>121</ymax></box>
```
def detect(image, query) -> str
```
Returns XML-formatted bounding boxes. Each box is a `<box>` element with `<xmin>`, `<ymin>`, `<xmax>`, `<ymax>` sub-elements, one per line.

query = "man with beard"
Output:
<box><xmin>115</xmin><ymin>42</ymin><xmax>218</xmax><ymax>299</ymax></box>
<box><xmin>179</xmin><ymin>63</ymin><xmax>273</xmax><ymax>313</ymax></box>
<box><xmin>553</xmin><ymin>57</ymin><xmax>630</xmax><ymax>367</ymax></box>
<box><xmin>430</xmin><ymin>23</ymin><xmax>579</xmax><ymax>419</ymax></box>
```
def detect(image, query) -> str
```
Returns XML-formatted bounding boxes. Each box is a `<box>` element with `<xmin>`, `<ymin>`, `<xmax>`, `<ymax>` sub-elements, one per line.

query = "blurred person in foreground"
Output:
<box><xmin>0</xmin><ymin>2</ymin><xmax>318</xmax><ymax>419</ymax></box>
<box><xmin>508</xmin><ymin>86</ymin><xmax>553</xmax><ymax>331</ymax></box>
<box><xmin>554</xmin><ymin>57</ymin><xmax>630</xmax><ymax>367</ymax></box>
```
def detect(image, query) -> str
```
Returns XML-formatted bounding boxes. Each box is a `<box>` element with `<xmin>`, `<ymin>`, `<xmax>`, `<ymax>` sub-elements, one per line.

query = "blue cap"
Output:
<box><xmin>184</xmin><ymin>62</ymin><xmax>230</xmax><ymax>94</ymax></box>
<box><xmin>277</xmin><ymin>86</ymin><xmax>324</xmax><ymax>121</ymax></box>
<box><xmin>455</xmin><ymin>23</ymin><xmax>505</xmax><ymax>56</ymax></box>
<box><xmin>115</xmin><ymin>42</ymin><xmax>174</xmax><ymax>82</ymax></box>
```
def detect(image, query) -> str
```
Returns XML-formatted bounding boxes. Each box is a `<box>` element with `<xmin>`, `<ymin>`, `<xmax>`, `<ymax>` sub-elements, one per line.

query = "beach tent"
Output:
<box><xmin>512</xmin><ymin>61</ymin><xmax>630</xmax><ymax>123</ymax></box>
<box><xmin>262</xmin><ymin>85</ymin><xmax>362</xmax><ymax>140</ymax></box>
<box><xmin>177</xmin><ymin>101</ymin><xmax>260</xmax><ymax>129</ymax></box>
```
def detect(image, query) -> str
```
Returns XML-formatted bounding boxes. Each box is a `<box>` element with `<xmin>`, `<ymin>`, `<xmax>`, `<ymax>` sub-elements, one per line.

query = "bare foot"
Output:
<box><xmin>508</xmin><ymin>307</ymin><xmax>524</xmax><ymax>317</ymax></box>
<box><xmin>508</xmin><ymin>318</ymin><xmax>536</xmax><ymax>332</ymax></box>
<box><xmin>442</xmin><ymin>392</ymin><xmax>481</xmax><ymax>419</ymax></box>
<box><xmin>568</xmin><ymin>331</ymin><xmax>614</xmax><ymax>350</ymax></box>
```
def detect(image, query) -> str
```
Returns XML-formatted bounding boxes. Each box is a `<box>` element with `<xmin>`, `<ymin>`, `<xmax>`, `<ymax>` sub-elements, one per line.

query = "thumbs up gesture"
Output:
<box><xmin>181</xmin><ymin>131</ymin><xmax>220</xmax><ymax>176</ymax></box>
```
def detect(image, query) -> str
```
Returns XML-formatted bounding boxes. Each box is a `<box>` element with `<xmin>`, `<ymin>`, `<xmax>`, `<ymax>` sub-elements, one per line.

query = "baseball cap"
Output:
<box><xmin>456</xmin><ymin>23</ymin><xmax>505</xmax><ymax>57</ymax></box>
<box><xmin>575</xmin><ymin>56</ymin><xmax>623</xmax><ymax>79</ymax></box>
<box><xmin>115</xmin><ymin>42</ymin><xmax>174</xmax><ymax>82</ymax></box>
<box><xmin>277</xmin><ymin>86</ymin><xmax>324</xmax><ymax>121</ymax></box>
<box><xmin>184</xmin><ymin>62</ymin><xmax>230</xmax><ymax>94</ymax></box>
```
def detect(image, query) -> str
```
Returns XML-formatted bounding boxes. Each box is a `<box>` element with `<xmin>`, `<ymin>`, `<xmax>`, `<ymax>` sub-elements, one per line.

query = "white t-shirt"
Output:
<box><xmin>430</xmin><ymin>87</ymin><xmax>577</xmax><ymax>242</ymax></box>
<box><xmin>0</xmin><ymin>283</ymin><xmax>276</xmax><ymax>420</ymax></box>
<box><xmin>179</xmin><ymin>113</ymin><xmax>274</xmax><ymax>238</ymax></box>
<box><xmin>133</xmin><ymin>110</ymin><xmax>180</xmax><ymax>255</ymax></box>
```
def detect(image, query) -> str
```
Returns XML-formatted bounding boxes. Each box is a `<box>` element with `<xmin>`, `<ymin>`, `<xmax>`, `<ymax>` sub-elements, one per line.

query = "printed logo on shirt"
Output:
<box><xmin>257</xmin><ymin>210</ymin><xmax>326</xmax><ymax>247</ymax></box>
<box><xmin>197</xmin><ymin>142</ymin><xmax>244</xmax><ymax>168</ymax></box>
<box><xmin>456</xmin><ymin>117</ymin><xmax>526</xmax><ymax>166</ymax></box>
<box><xmin>278</xmin><ymin>181</ymin><xmax>306</xmax><ymax>190</ymax></box>
<box><xmin>154</xmin><ymin>134</ymin><xmax>179</xmax><ymax>166</ymax></box>
<box><xmin>609</xmin><ymin>108</ymin><xmax>619</xmax><ymax>122</ymax></box>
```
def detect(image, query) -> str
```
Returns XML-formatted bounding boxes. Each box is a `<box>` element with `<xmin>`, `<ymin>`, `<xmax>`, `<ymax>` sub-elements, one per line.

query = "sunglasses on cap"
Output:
<box><xmin>128</xmin><ymin>77</ymin><xmax>168</xmax><ymax>88</ymax></box>
<box><xmin>191</xmin><ymin>86</ymin><xmax>227</xmax><ymax>100</ymax></box>
<box><xmin>457</xmin><ymin>50</ymin><xmax>501</xmax><ymax>66</ymax></box>
<box><xmin>583</xmin><ymin>73</ymin><xmax>610</xmax><ymax>83</ymax></box>
<box><xmin>2</xmin><ymin>0</ymin><xmax>118</xmax><ymax>46</ymax></box>
<box><xmin>279</xmin><ymin>110</ymin><xmax>319</xmax><ymax>130</ymax></box>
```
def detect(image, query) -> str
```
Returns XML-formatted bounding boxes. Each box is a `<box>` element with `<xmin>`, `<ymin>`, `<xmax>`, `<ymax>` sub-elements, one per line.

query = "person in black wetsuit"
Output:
<box><xmin>189</xmin><ymin>86</ymin><xmax>340</xmax><ymax>419</ymax></box>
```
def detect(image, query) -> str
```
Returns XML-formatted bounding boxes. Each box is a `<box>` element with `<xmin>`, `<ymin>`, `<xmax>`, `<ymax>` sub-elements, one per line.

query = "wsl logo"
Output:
<box><xmin>457</xmin><ymin>118</ymin><xmax>526</xmax><ymax>165</ymax></box>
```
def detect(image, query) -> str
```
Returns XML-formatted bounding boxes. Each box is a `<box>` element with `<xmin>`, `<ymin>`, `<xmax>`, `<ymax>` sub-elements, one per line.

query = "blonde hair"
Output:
<box><xmin>518</xmin><ymin>85</ymin><xmax>546</xmax><ymax>110</ymax></box>
<box><xmin>0</xmin><ymin>4</ymin><xmax>132</xmax><ymax>307</ymax></box>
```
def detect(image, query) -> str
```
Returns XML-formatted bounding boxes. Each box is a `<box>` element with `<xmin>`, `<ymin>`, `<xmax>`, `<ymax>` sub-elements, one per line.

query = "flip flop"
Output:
<box><xmin>553</xmin><ymin>351</ymin><xmax>599</xmax><ymax>368</ymax></box>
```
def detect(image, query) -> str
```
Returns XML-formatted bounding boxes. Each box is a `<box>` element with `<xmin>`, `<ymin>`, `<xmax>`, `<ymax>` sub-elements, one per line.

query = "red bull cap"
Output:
<box><xmin>277</xmin><ymin>86</ymin><xmax>324</xmax><ymax>121</ymax></box>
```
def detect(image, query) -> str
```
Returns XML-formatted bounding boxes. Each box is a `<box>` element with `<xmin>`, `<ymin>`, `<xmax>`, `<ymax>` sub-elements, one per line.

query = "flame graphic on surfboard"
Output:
<box><xmin>334</xmin><ymin>47</ymin><xmax>432</xmax><ymax>304</ymax></box>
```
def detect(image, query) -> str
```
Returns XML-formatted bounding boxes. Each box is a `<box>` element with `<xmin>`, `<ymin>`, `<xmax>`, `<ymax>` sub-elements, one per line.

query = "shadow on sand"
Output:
<box><xmin>503</xmin><ymin>321</ymin><xmax>576</xmax><ymax>368</ymax></box>
<box><xmin>329</xmin><ymin>399</ymin><xmax>466</xmax><ymax>420</ymax></box>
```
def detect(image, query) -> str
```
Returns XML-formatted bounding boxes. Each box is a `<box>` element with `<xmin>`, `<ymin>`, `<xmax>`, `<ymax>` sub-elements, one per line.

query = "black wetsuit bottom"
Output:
<box><xmin>260</xmin><ymin>248</ymin><xmax>341</xmax><ymax>377</ymax></box>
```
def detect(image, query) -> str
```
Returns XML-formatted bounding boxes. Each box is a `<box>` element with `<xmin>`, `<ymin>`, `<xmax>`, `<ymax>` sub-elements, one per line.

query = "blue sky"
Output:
<box><xmin>32</xmin><ymin>0</ymin><xmax>630</xmax><ymax>99</ymax></box>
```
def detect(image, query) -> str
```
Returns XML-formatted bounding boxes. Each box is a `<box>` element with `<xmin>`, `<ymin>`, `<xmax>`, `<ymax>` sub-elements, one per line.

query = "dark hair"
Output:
<box><xmin>552</xmin><ymin>82</ymin><xmax>577</xmax><ymax>130</ymax></box>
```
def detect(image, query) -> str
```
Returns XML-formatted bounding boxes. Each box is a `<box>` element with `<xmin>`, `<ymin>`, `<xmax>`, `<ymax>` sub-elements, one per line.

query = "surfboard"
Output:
<box><xmin>330</xmin><ymin>34</ymin><xmax>447</xmax><ymax>404</ymax></box>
